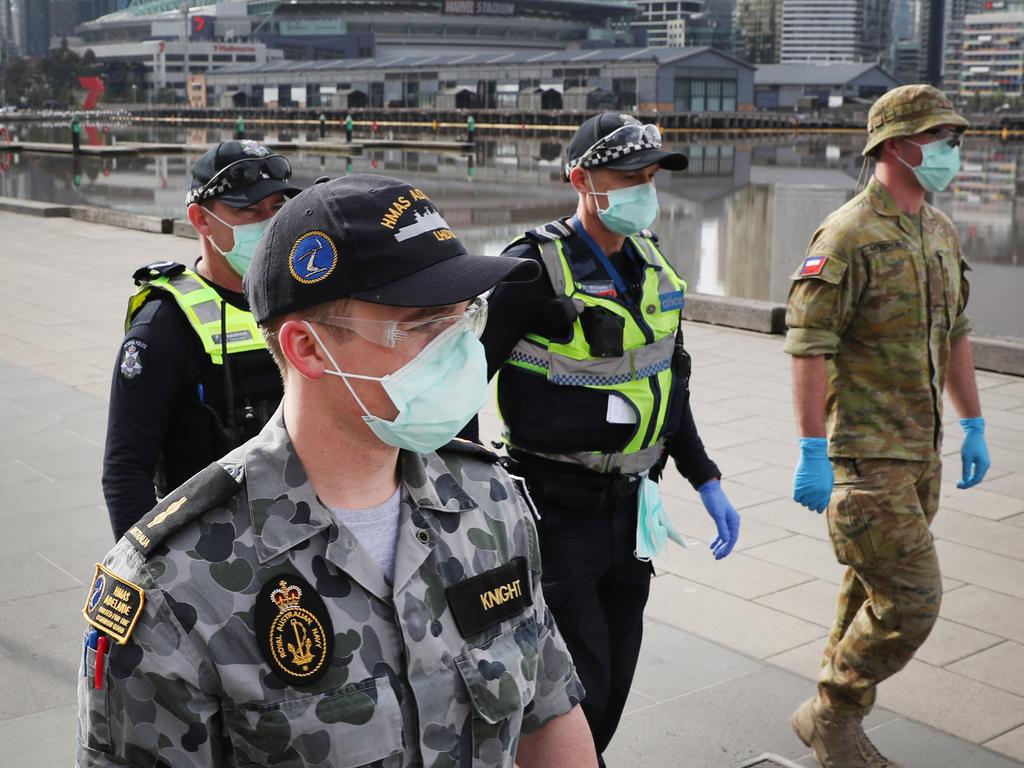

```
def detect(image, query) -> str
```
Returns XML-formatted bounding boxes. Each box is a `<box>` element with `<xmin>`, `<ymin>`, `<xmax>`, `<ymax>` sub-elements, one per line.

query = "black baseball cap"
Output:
<box><xmin>187</xmin><ymin>140</ymin><xmax>301</xmax><ymax>208</ymax></box>
<box><xmin>244</xmin><ymin>174</ymin><xmax>541</xmax><ymax>322</ymax></box>
<box><xmin>563</xmin><ymin>112</ymin><xmax>688</xmax><ymax>181</ymax></box>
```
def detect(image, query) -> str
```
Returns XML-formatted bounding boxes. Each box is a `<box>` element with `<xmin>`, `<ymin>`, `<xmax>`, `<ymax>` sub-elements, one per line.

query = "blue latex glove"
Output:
<box><xmin>698</xmin><ymin>479</ymin><xmax>740</xmax><ymax>560</ymax></box>
<box><xmin>794</xmin><ymin>437</ymin><xmax>833</xmax><ymax>514</ymax></box>
<box><xmin>957</xmin><ymin>417</ymin><xmax>990</xmax><ymax>490</ymax></box>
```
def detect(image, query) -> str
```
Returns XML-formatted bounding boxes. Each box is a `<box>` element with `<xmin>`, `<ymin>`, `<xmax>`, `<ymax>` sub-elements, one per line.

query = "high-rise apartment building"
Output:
<box><xmin>735</xmin><ymin>0</ymin><xmax>782</xmax><ymax>63</ymax></box>
<box><xmin>942</xmin><ymin>0</ymin><xmax>983</xmax><ymax>94</ymax></box>
<box><xmin>631</xmin><ymin>0</ymin><xmax>703</xmax><ymax>47</ymax></box>
<box><xmin>780</xmin><ymin>0</ymin><xmax>892</xmax><ymax>67</ymax></box>
<box><xmin>960</xmin><ymin>7</ymin><xmax>1024</xmax><ymax>99</ymax></box>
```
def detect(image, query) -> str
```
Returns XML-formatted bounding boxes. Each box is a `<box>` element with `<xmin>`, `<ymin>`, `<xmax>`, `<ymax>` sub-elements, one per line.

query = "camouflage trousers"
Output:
<box><xmin>818</xmin><ymin>456</ymin><xmax>943</xmax><ymax>717</ymax></box>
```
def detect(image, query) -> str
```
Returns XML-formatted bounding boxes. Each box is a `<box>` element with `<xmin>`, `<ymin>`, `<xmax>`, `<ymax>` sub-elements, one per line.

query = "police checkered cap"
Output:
<box><xmin>563</xmin><ymin>112</ymin><xmax>687</xmax><ymax>180</ymax></box>
<box><xmin>187</xmin><ymin>141</ymin><xmax>301</xmax><ymax>208</ymax></box>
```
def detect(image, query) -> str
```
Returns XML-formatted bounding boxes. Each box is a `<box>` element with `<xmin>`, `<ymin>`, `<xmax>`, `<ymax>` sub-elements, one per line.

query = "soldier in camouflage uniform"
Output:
<box><xmin>785</xmin><ymin>85</ymin><xmax>992</xmax><ymax>768</ymax></box>
<box><xmin>77</xmin><ymin>174</ymin><xmax>597</xmax><ymax>768</ymax></box>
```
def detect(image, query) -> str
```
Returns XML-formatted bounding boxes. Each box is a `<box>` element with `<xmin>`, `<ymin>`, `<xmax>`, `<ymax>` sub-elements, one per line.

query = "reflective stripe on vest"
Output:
<box><xmin>126</xmin><ymin>269</ymin><xmax>266</xmax><ymax>365</ymax></box>
<box><xmin>503</xmin><ymin>227</ymin><xmax>686</xmax><ymax>474</ymax></box>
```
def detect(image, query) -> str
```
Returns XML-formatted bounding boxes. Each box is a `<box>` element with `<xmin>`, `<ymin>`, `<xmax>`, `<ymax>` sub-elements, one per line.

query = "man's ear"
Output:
<box><xmin>187</xmin><ymin>203</ymin><xmax>213</xmax><ymax>239</ymax></box>
<box><xmin>278</xmin><ymin>320</ymin><xmax>330</xmax><ymax>381</ymax></box>
<box><xmin>569</xmin><ymin>165</ymin><xmax>592</xmax><ymax>196</ymax></box>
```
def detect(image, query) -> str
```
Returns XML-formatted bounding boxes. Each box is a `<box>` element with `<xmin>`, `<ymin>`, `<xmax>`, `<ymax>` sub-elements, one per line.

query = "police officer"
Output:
<box><xmin>464</xmin><ymin>112</ymin><xmax>741</xmax><ymax>763</ymax></box>
<box><xmin>786</xmin><ymin>86</ymin><xmax>990</xmax><ymax>768</ymax></box>
<box><xmin>101</xmin><ymin>140</ymin><xmax>300</xmax><ymax>539</ymax></box>
<box><xmin>77</xmin><ymin>174</ymin><xmax>597</xmax><ymax>768</ymax></box>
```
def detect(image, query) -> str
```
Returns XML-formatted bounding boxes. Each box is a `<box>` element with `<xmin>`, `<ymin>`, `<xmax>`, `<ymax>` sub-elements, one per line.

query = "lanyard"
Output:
<box><xmin>569</xmin><ymin>215</ymin><xmax>634</xmax><ymax>305</ymax></box>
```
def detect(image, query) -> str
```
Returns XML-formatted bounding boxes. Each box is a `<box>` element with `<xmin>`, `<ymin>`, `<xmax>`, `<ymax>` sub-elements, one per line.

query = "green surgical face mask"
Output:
<box><xmin>898</xmin><ymin>138</ymin><xmax>961</xmax><ymax>193</ymax></box>
<box><xmin>203</xmin><ymin>207</ymin><xmax>272</xmax><ymax>277</ymax></box>
<box><xmin>587</xmin><ymin>173</ymin><xmax>659</xmax><ymax>236</ymax></box>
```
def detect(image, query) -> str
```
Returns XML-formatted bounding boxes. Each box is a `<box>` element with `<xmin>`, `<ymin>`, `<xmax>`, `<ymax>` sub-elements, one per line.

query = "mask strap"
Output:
<box><xmin>199</xmin><ymin>205</ymin><xmax>234</xmax><ymax>257</ymax></box>
<box><xmin>302</xmin><ymin>321</ymin><xmax>378</xmax><ymax>419</ymax></box>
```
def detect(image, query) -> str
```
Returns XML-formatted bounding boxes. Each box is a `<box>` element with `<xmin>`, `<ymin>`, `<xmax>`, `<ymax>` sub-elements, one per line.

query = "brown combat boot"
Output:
<box><xmin>790</xmin><ymin>696</ymin><xmax>885</xmax><ymax>768</ymax></box>
<box><xmin>857</xmin><ymin>729</ymin><xmax>904</xmax><ymax>768</ymax></box>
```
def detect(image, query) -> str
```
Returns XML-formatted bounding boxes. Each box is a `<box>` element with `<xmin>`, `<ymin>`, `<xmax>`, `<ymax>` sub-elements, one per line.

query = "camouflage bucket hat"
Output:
<box><xmin>863</xmin><ymin>84</ymin><xmax>969</xmax><ymax>157</ymax></box>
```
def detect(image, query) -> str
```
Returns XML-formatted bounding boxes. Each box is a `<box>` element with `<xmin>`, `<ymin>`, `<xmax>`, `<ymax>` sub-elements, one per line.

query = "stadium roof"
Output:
<box><xmin>207</xmin><ymin>46</ymin><xmax>754</xmax><ymax>75</ymax></box>
<box><xmin>754</xmin><ymin>63</ymin><xmax>897</xmax><ymax>87</ymax></box>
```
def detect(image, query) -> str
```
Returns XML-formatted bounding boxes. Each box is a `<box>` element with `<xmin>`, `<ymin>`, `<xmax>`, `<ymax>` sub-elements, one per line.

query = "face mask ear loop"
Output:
<box><xmin>302</xmin><ymin>321</ymin><xmax>377</xmax><ymax>420</ymax></box>
<box><xmin>202</xmin><ymin>205</ymin><xmax>233</xmax><ymax>257</ymax></box>
<box><xmin>586</xmin><ymin>171</ymin><xmax>610</xmax><ymax>213</ymax></box>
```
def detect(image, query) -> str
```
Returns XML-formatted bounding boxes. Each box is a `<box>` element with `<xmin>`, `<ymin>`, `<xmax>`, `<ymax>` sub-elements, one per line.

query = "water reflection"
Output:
<box><xmin>1</xmin><ymin>125</ymin><xmax>1021</xmax><ymax>340</ymax></box>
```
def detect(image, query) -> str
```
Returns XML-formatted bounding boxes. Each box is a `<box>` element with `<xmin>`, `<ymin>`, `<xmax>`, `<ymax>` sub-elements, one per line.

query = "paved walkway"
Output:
<box><xmin>1</xmin><ymin>211</ymin><xmax>1023</xmax><ymax>767</ymax></box>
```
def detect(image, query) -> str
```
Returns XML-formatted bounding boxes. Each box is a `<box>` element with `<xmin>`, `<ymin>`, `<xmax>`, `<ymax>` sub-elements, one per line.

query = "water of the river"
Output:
<box><xmin>1</xmin><ymin>123</ymin><xmax>1021</xmax><ymax>340</ymax></box>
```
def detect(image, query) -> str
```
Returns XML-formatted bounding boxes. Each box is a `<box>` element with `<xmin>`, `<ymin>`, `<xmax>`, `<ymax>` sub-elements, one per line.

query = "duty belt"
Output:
<box><xmin>505</xmin><ymin>451</ymin><xmax>640</xmax><ymax>511</ymax></box>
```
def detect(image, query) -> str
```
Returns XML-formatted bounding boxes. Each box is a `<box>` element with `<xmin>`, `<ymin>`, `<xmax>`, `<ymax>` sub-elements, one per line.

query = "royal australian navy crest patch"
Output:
<box><xmin>255</xmin><ymin>575</ymin><xmax>333</xmax><ymax>685</ymax></box>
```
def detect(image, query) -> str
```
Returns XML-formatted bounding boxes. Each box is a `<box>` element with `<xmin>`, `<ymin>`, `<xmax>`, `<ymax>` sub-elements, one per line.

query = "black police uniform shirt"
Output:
<box><xmin>462</xmin><ymin>223</ymin><xmax>720</xmax><ymax>488</ymax></box>
<box><xmin>102</xmin><ymin>271</ymin><xmax>282</xmax><ymax>540</ymax></box>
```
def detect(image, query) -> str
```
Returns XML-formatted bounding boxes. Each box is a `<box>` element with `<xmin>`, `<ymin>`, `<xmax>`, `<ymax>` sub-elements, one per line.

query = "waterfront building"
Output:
<box><xmin>753</xmin><ymin>62</ymin><xmax>899</xmax><ymax>108</ymax></box>
<box><xmin>894</xmin><ymin>39</ymin><xmax>920</xmax><ymax>83</ymax></box>
<box><xmin>202</xmin><ymin>46</ymin><xmax>755</xmax><ymax>113</ymax></box>
<box><xmin>959</xmin><ymin>7</ymin><xmax>1024</xmax><ymax>101</ymax></box>
<box><xmin>942</xmin><ymin>0</ymin><xmax>983</xmax><ymax>96</ymax></box>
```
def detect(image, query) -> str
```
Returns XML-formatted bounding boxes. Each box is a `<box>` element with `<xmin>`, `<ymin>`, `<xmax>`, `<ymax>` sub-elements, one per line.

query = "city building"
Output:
<box><xmin>734</xmin><ymin>0</ymin><xmax>782</xmax><ymax>63</ymax></box>
<box><xmin>959</xmin><ymin>7</ymin><xmax>1024</xmax><ymax>100</ymax></box>
<box><xmin>917</xmin><ymin>0</ymin><xmax>945</xmax><ymax>83</ymax></box>
<box><xmin>202</xmin><ymin>46</ymin><xmax>755</xmax><ymax>113</ymax></box>
<box><xmin>942</xmin><ymin>0</ymin><xmax>983</xmax><ymax>96</ymax></box>
<box><xmin>754</xmin><ymin>62</ymin><xmax>898</xmax><ymax>108</ymax></box>
<box><xmin>894</xmin><ymin>39</ymin><xmax>920</xmax><ymax>83</ymax></box>
<box><xmin>780</xmin><ymin>0</ymin><xmax>893</xmax><ymax>69</ymax></box>
<box><xmin>629</xmin><ymin>0</ymin><xmax>703</xmax><ymax>47</ymax></box>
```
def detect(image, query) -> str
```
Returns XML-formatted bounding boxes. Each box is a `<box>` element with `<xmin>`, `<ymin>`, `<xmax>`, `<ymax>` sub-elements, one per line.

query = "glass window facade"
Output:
<box><xmin>674</xmin><ymin>78</ymin><xmax>738</xmax><ymax>112</ymax></box>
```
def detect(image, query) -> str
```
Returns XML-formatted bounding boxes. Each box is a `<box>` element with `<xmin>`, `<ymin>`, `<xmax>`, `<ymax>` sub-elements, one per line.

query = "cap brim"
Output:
<box><xmin>215</xmin><ymin>178</ymin><xmax>303</xmax><ymax>207</ymax></box>
<box><xmin>604</xmin><ymin>147</ymin><xmax>689</xmax><ymax>172</ymax></box>
<box><xmin>350</xmin><ymin>253</ymin><xmax>541</xmax><ymax>307</ymax></box>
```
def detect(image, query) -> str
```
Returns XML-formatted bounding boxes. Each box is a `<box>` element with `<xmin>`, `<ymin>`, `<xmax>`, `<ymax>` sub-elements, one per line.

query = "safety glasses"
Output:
<box><xmin>319</xmin><ymin>297</ymin><xmax>488</xmax><ymax>350</ymax></box>
<box><xmin>919</xmin><ymin>127</ymin><xmax>964</xmax><ymax>148</ymax></box>
<box><xmin>187</xmin><ymin>155</ymin><xmax>292</xmax><ymax>205</ymax></box>
<box><xmin>570</xmin><ymin>121</ymin><xmax>663</xmax><ymax>173</ymax></box>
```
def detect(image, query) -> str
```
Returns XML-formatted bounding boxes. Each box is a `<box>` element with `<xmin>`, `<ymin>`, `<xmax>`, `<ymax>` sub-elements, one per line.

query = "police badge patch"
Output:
<box><xmin>255</xmin><ymin>575</ymin><xmax>334</xmax><ymax>686</ymax></box>
<box><xmin>119</xmin><ymin>338</ymin><xmax>147</xmax><ymax>385</ymax></box>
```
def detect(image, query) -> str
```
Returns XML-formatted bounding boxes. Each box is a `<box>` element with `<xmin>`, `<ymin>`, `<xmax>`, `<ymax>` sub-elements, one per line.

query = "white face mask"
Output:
<box><xmin>304</xmin><ymin>321</ymin><xmax>488</xmax><ymax>454</ymax></box>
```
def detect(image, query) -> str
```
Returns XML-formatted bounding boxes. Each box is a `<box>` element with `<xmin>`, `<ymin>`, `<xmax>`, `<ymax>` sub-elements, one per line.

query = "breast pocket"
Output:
<box><xmin>223</xmin><ymin>675</ymin><xmax>404</xmax><ymax>768</ymax></box>
<box><xmin>455</xmin><ymin>619</ymin><xmax>540</xmax><ymax>764</ymax></box>
<box><xmin>855</xmin><ymin>247</ymin><xmax>923</xmax><ymax>340</ymax></box>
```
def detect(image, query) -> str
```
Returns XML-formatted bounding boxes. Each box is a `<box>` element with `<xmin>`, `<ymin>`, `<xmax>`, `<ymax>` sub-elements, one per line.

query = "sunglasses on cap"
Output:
<box><xmin>567</xmin><ymin>120</ymin><xmax>663</xmax><ymax>175</ymax></box>
<box><xmin>187</xmin><ymin>155</ymin><xmax>293</xmax><ymax>205</ymax></box>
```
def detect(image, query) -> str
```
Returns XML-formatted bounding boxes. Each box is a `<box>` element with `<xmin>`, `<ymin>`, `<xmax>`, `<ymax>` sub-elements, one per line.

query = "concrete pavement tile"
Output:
<box><xmin>718</xmin><ymin>414</ymin><xmax>797</xmax><ymax>441</ymax></box>
<box><xmin>620</xmin><ymin>687</ymin><xmax>659</xmax><ymax>717</ymax></box>
<box><xmin>877</xmin><ymin>659</ymin><xmax>1024</xmax><ymax>743</ymax></box>
<box><xmin>915</xmin><ymin>618</ymin><xmax>1004</xmax><ymax>667</ymax></box>
<box><xmin>942</xmin><ymin>586</ymin><xmax>1024</xmax><ymax>644</ymax></box>
<box><xmin>931</xmin><ymin>509</ymin><xmax>1024</xmax><ymax>562</ymax></box>
<box><xmin>988</xmin><ymin>380</ymin><xmax>1024</xmax><ymax>399</ymax></box>
<box><xmin>765</xmin><ymin>638</ymin><xmax>823</xmax><ymax>682</ymax></box>
<box><xmin>0</xmin><ymin>705</ymin><xmax>77</xmax><ymax>768</ymax></box>
<box><xmin>719</xmin><ymin>437</ymin><xmax>801</xmax><ymax>469</ymax></box>
<box><xmin>0</xmin><ymin>645</ymin><xmax>78</xmax><ymax>720</ymax></box>
<box><xmin>699</xmin><ymin>446</ymin><xmax>771</xmax><ymax>477</ymax></box>
<box><xmin>14</xmin><ymin>387</ymin><xmax>105</xmax><ymax>417</ymax></box>
<box><xmin>0</xmin><ymin>427</ymin><xmax>97</xmax><ymax>460</ymax></box>
<box><xmin>0</xmin><ymin>375</ymin><xmax>68</xmax><ymax>400</ymax></box>
<box><xmin>727</xmin><ymin>465</ymin><xmax>795</xmax><ymax>499</ymax></box>
<box><xmin>938</xmin><ymin>483</ymin><xmax>1024</xmax><ymax>521</ymax></box>
<box><xmin>646</xmin><ymin>574</ymin><xmax>826</xmax><ymax>659</ymax></box>
<box><xmin>935</xmin><ymin>540</ymin><xmax>1024</xmax><ymax>600</ymax></box>
<box><xmin>983</xmin><ymin>424</ymin><xmax>1024</xmax><ymax>453</ymax></box>
<box><xmin>0</xmin><ymin>586</ymin><xmax>90</xmax><ymax>659</ymax></box>
<box><xmin>718</xmin><ymin>479</ymin><xmax>785</xmax><ymax>510</ymax></box>
<box><xmin>942</xmin><ymin>450</ymin><xmax>1013</xmax><ymax>483</ymax></box>
<box><xmin>975</xmin><ymin>389</ymin><xmax>1024</xmax><ymax>412</ymax></box>
<box><xmin>987</xmin><ymin>725</ymin><xmax>1024</xmax><ymax>764</ymax></box>
<box><xmin>629</xmin><ymin>620</ymin><xmax>761</xmax><ymax>703</ymax></box>
<box><xmin>1006</xmin><ymin>513</ymin><xmax>1024</xmax><ymax>529</ymax></box>
<box><xmin>983</xmin><ymin>473</ymin><xmax>1024</xmax><ymax>502</ymax></box>
<box><xmin>1</xmin><ymin>550</ymin><xmax>84</xmax><ymax>602</ymax></box>
<box><xmin>689</xmin><ymin>401</ymin><xmax>755</xmax><ymax>425</ymax></box>
<box><xmin>657</xmin><ymin>490</ymin><xmax>792</xmax><ymax>553</ymax></box>
<box><xmin>695</xmin><ymin>423</ymin><xmax>764</xmax><ymax>451</ymax></box>
<box><xmin>0</xmin><ymin>504</ymin><xmax>109</xmax><ymax>557</ymax></box>
<box><xmin>863</xmin><ymin>717</ymin><xmax>1024</xmax><ymax>768</ymax></box>
<box><xmin>0</xmin><ymin>410</ymin><xmax>64</xmax><ymax>437</ymax></box>
<box><xmin>21</xmin><ymin>448</ymin><xmax>104</xmax><ymax>482</ymax></box>
<box><xmin>947</xmin><ymin>642</ymin><xmax>1024</xmax><ymax>697</ymax></box>
<box><xmin>0</xmin><ymin>334</ymin><xmax>68</xmax><ymax>367</ymax></box>
<box><xmin>740</xmin><ymin>497</ymin><xmax>831</xmax><ymax>541</ymax></box>
<box><xmin>755</xmin><ymin>579</ymin><xmax>837</xmax><ymax>629</ymax></box>
<box><xmin>743</xmin><ymin>535</ymin><xmax>847</xmax><ymax>585</ymax></box>
<box><xmin>655</xmin><ymin>547</ymin><xmax>812</xmax><ymax>600</ymax></box>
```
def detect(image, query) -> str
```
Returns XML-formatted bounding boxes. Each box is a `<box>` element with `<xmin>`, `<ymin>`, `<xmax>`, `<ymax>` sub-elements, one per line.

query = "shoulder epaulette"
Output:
<box><xmin>526</xmin><ymin>218</ymin><xmax>573</xmax><ymax>243</ymax></box>
<box><xmin>132</xmin><ymin>261</ymin><xmax>186</xmax><ymax>286</ymax></box>
<box><xmin>439</xmin><ymin>438</ymin><xmax>500</xmax><ymax>464</ymax></box>
<box><xmin>124</xmin><ymin>463</ymin><xmax>242</xmax><ymax>559</ymax></box>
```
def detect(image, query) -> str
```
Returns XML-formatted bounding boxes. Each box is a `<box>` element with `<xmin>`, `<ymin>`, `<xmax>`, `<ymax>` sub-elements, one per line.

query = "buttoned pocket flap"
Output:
<box><xmin>455</xmin><ymin>622</ymin><xmax>539</xmax><ymax>725</ymax></box>
<box><xmin>223</xmin><ymin>675</ymin><xmax>404</xmax><ymax>768</ymax></box>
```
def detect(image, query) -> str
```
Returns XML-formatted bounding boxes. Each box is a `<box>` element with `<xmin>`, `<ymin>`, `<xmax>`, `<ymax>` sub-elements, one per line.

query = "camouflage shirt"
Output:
<box><xmin>77</xmin><ymin>411</ymin><xmax>583</xmax><ymax>768</ymax></box>
<box><xmin>784</xmin><ymin>177</ymin><xmax>971</xmax><ymax>460</ymax></box>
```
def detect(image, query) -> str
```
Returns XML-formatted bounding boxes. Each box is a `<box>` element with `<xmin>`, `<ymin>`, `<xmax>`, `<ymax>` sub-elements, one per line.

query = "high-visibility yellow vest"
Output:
<box><xmin>502</xmin><ymin>221</ymin><xmax>686</xmax><ymax>475</ymax></box>
<box><xmin>126</xmin><ymin>265</ymin><xmax>266</xmax><ymax>363</ymax></box>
